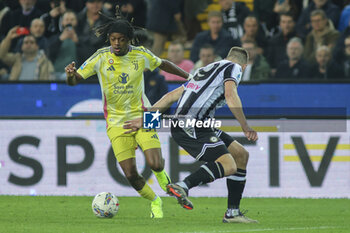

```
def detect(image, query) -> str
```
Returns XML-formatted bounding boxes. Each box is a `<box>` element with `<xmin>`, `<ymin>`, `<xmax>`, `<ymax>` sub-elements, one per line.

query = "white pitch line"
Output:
<box><xmin>179</xmin><ymin>226</ymin><xmax>343</xmax><ymax>233</ymax></box>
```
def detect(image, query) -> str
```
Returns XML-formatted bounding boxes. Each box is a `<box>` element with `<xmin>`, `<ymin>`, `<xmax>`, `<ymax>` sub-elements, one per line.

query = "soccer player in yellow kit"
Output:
<box><xmin>65</xmin><ymin>17</ymin><xmax>189</xmax><ymax>218</ymax></box>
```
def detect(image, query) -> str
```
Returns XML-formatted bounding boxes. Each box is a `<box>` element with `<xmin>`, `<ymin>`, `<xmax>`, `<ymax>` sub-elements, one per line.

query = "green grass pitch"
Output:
<box><xmin>0</xmin><ymin>196</ymin><xmax>349</xmax><ymax>233</ymax></box>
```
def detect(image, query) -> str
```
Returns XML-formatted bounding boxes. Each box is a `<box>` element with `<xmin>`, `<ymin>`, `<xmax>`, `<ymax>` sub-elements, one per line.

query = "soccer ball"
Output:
<box><xmin>92</xmin><ymin>192</ymin><xmax>119</xmax><ymax>218</ymax></box>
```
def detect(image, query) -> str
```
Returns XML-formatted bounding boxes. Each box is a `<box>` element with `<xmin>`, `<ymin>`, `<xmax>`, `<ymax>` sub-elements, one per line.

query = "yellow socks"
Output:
<box><xmin>137</xmin><ymin>183</ymin><xmax>156</xmax><ymax>201</ymax></box>
<box><xmin>152</xmin><ymin>170</ymin><xmax>171</xmax><ymax>192</ymax></box>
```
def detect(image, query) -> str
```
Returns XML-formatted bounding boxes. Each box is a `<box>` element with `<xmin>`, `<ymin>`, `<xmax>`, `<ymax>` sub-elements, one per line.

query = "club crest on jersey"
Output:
<box><xmin>108</xmin><ymin>59</ymin><xmax>114</xmax><ymax>64</ymax></box>
<box><xmin>210</xmin><ymin>136</ymin><xmax>218</xmax><ymax>143</ymax></box>
<box><xmin>119</xmin><ymin>73</ymin><xmax>129</xmax><ymax>84</ymax></box>
<box><xmin>132</xmin><ymin>60</ymin><xmax>138</xmax><ymax>70</ymax></box>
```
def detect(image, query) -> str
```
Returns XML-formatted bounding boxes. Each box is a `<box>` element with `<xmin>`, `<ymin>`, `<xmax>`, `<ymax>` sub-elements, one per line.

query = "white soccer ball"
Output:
<box><xmin>92</xmin><ymin>192</ymin><xmax>119</xmax><ymax>218</ymax></box>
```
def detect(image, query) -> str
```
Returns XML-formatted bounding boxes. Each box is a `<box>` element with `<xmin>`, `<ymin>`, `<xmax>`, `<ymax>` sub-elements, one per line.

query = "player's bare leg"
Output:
<box><xmin>119</xmin><ymin>158</ymin><xmax>163</xmax><ymax>218</ymax></box>
<box><xmin>223</xmin><ymin>141</ymin><xmax>258</xmax><ymax>223</ymax></box>
<box><xmin>144</xmin><ymin>148</ymin><xmax>171</xmax><ymax>192</ymax></box>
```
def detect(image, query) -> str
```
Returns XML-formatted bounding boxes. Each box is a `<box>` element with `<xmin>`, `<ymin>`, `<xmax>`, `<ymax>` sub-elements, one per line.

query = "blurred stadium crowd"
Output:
<box><xmin>1</xmin><ymin>0</ymin><xmax>350</xmax><ymax>82</ymax></box>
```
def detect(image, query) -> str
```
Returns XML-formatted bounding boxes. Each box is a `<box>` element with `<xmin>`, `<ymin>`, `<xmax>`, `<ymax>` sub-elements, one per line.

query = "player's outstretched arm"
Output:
<box><xmin>123</xmin><ymin>86</ymin><xmax>184</xmax><ymax>133</ymax></box>
<box><xmin>225</xmin><ymin>80</ymin><xmax>258</xmax><ymax>141</ymax></box>
<box><xmin>65</xmin><ymin>61</ymin><xmax>83</xmax><ymax>86</ymax></box>
<box><xmin>159</xmin><ymin>59</ymin><xmax>190</xmax><ymax>80</ymax></box>
<box><xmin>149</xmin><ymin>86</ymin><xmax>184</xmax><ymax>112</ymax></box>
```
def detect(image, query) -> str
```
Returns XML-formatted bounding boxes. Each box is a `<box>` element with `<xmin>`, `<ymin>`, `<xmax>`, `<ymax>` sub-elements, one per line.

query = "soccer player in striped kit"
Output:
<box><xmin>125</xmin><ymin>47</ymin><xmax>258</xmax><ymax>223</ymax></box>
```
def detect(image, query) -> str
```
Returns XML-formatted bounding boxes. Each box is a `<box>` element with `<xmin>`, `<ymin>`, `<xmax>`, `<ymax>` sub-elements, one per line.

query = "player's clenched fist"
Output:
<box><xmin>242</xmin><ymin>126</ymin><xmax>258</xmax><ymax>141</ymax></box>
<box><xmin>65</xmin><ymin>61</ymin><xmax>82</xmax><ymax>86</ymax></box>
<box><xmin>65</xmin><ymin>61</ymin><xmax>76</xmax><ymax>77</ymax></box>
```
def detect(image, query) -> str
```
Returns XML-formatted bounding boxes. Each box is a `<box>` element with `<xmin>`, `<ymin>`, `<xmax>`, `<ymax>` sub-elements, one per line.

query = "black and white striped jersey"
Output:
<box><xmin>175</xmin><ymin>60</ymin><xmax>242</xmax><ymax>120</ymax></box>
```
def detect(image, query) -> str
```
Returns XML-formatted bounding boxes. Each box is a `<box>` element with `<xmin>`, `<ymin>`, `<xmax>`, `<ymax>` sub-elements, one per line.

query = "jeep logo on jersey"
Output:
<box><xmin>118</xmin><ymin>73</ymin><xmax>129</xmax><ymax>84</ymax></box>
<box><xmin>186</xmin><ymin>82</ymin><xmax>201</xmax><ymax>91</ymax></box>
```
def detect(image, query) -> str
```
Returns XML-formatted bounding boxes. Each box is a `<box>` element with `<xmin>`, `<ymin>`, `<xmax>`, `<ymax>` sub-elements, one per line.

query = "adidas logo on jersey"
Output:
<box><xmin>151</xmin><ymin>134</ymin><xmax>158</xmax><ymax>139</ymax></box>
<box><xmin>107</xmin><ymin>65</ymin><xmax>115</xmax><ymax>71</ymax></box>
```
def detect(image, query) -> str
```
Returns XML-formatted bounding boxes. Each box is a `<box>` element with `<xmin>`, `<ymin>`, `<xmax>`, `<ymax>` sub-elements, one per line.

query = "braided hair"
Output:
<box><xmin>94</xmin><ymin>5</ymin><xmax>145</xmax><ymax>45</ymax></box>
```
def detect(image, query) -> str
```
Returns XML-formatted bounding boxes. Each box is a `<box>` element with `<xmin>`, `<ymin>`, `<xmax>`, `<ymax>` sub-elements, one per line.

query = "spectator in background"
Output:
<box><xmin>190</xmin><ymin>11</ymin><xmax>240</xmax><ymax>63</ymax></box>
<box><xmin>338</xmin><ymin>4</ymin><xmax>350</xmax><ymax>32</ymax></box>
<box><xmin>273</xmin><ymin>0</ymin><xmax>301</xmax><ymax>21</ymax></box>
<box><xmin>40</xmin><ymin>0</ymin><xmax>67</xmax><ymax>37</ymax></box>
<box><xmin>296</xmin><ymin>0</ymin><xmax>341</xmax><ymax>39</ymax></box>
<box><xmin>0</xmin><ymin>27</ymin><xmax>54</xmax><ymax>81</ymax></box>
<box><xmin>103</xmin><ymin>0</ymin><xmax>114</xmax><ymax>12</ymax></box>
<box><xmin>15</xmin><ymin>18</ymin><xmax>49</xmax><ymax>54</ymax></box>
<box><xmin>64</xmin><ymin>0</ymin><xmax>85</xmax><ymax>13</ymax></box>
<box><xmin>267</xmin><ymin>12</ymin><xmax>296</xmax><ymax>74</ymax></box>
<box><xmin>219</xmin><ymin>0</ymin><xmax>250</xmax><ymax>40</ymax></box>
<box><xmin>240</xmin><ymin>15</ymin><xmax>268</xmax><ymax>55</ymax></box>
<box><xmin>183</xmin><ymin>0</ymin><xmax>209</xmax><ymax>42</ymax></box>
<box><xmin>304</xmin><ymin>9</ymin><xmax>340</xmax><ymax>64</ymax></box>
<box><xmin>275</xmin><ymin>37</ymin><xmax>309</xmax><ymax>79</ymax></box>
<box><xmin>332</xmin><ymin>0</ymin><xmax>349</xmax><ymax>9</ymax></box>
<box><xmin>0</xmin><ymin>0</ymin><xmax>10</xmax><ymax>80</ymax></box>
<box><xmin>309</xmin><ymin>45</ymin><xmax>344</xmax><ymax>79</ymax></box>
<box><xmin>0</xmin><ymin>0</ymin><xmax>43</xmax><ymax>36</ymax></box>
<box><xmin>38</xmin><ymin>0</ymin><xmax>85</xmax><ymax>13</ymax></box>
<box><xmin>76</xmin><ymin>0</ymin><xmax>112</xmax><ymax>66</ymax></box>
<box><xmin>333</xmin><ymin>17</ymin><xmax>350</xmax><ymax>63</ymax></box>
<box><xmin>1</xmin><ymin>0</ymin><xmax>20</xmax><ymax>11</ymax></box>
<box><xmin>144</xmin><ymin>68</ymin><xmax>169</xmax><ymax>105</ymax></box>
<box><xmin>49</xmin><ymin>10</ymin><xmax>79</xmax><ymax>80</ymax></box>
<box><xmin>0</xmin><ymin>61</ymin><xmax>9</xmax><ymax>80</ymax></box>
<box><xmin>146</xmin><ymin>0</ymin><xmax>184</xmax><ymax>56</ymax></box>
<box><xmin>160</xmin><ymin>41</ymin><xmax>193</xmax><ymax>81</ymax></box>
<box><xmin>114</xmin><ymin>0</ymin><xmax>147</xmax><ymax>28</ymax></box>
<box><xmin>241</xmin><ymin>40</ymin><xmax>271</xmax><ymax>81</ymax></box>
<box><xmin>254</xmin><ymin>0</ymin><xmax>278</xmax><ymax>37</ymax></box>
<box><xmin>340</xmin><ymin>36</ymin><xmax>350</xmax><ymax>79</ymax></box>
<box><xmin>0</xmin><ymin>1</ymin><xmax>9</xmax><ymax>31</ymax></box>
<box><xmin>191</xmin><ymin>44</ymin><xmax>221</xmax><ymax>72</ymax></box>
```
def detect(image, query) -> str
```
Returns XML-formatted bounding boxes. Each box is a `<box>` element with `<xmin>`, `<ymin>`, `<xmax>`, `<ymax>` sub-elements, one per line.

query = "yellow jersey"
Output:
<box><xmin>77</xmin><ymin>46</ymin><xmax>162</xmax><ymax>127</ymax></box>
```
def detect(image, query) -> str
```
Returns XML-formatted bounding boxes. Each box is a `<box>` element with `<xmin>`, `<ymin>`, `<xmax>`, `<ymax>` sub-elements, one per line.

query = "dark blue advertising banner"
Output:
<box><xmin>0</xmin><ymin>83</ymin><xmax>349</xmax><ymax>117</ymax></box>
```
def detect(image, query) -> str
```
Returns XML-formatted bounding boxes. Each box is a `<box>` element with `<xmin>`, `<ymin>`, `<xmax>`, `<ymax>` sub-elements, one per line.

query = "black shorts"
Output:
<box><xmin>171</xmin><ymin>125</ymin><xmax>229</xmax><ymax>162</ymax></box>
<box><xmin>214</xmin><ymin>129</ymin><xmax>235</xmax><ymax>147</ymax></box>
